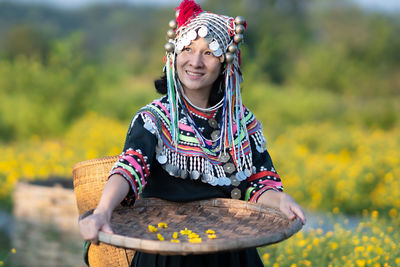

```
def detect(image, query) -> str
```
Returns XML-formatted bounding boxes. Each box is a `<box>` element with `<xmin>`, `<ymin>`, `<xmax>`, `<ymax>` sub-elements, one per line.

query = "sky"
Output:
<box><xmin>7</xmin><ymin>0</ymin><xmax>400</xmax><ymax>12</ymax></box>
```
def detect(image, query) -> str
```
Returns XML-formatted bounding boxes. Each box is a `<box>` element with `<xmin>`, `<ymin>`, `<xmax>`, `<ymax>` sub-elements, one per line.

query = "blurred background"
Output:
<box><xmin>0</xmin><ymin>0</ymin><xmax>399</xmax><ymax>266</ymax></box>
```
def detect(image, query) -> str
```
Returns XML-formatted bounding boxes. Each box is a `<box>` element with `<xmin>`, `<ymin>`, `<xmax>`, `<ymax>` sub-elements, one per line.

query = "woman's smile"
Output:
<box><xmin>176</xmin><ymin>37</ymin><xmax>222</xmax><ymax>107</ymax></box>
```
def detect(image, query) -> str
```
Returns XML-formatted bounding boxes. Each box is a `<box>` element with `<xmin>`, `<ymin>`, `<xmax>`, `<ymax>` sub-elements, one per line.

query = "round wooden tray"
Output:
<box><xmin>97</xmin><ymin>198</ymin><xmax>303</xmax><ymax>255</ymax></box>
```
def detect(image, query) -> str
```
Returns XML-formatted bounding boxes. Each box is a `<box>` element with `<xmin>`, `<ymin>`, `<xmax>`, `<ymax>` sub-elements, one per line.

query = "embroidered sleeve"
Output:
<box><xmin>108</xmin><ymin>111</ymin><xmax>158</xmax><ymax>206</ymax></box>
<box><xmin>244</xmin><ymin>110</ymin><xmax>283</xmax><ymax>203</ymax></box>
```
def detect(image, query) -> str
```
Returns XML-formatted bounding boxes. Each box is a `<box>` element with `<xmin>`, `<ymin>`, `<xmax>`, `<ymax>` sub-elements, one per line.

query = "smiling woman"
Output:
<box><xmin>78</xmin><ymin>0</ymin><xmax>305</xmax><ymax>266</ymax></box>
<box><xmin>176</xmin><ymin>38</ymin><xmax>222</xmax><ymax>108</ymax></box>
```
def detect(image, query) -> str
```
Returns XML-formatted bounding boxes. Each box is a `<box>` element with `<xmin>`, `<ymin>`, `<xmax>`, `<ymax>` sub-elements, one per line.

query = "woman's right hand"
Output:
<box><xmin>79</xmin><ymin>209</ymin><xmax>114</xmax><ymax>244</ymax></box>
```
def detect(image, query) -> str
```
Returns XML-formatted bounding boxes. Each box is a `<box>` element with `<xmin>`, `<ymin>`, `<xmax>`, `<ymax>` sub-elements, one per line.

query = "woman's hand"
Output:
<box><xmin>78</xmin><ymin>174</ymin><xmax>130</xmax><ymax>244</ymax></box>
<box><xmin>79</xmin><ymin>209</ymin><xmax>114</xmax><ymax>244</ymax></box>
<box><xmin>257</xmin><ymin>190</ymin><xmax>306</xmax><ymax>225</ymax></box>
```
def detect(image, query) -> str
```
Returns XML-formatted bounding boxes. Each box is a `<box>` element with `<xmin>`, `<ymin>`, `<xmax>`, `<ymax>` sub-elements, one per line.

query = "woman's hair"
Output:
<box><xmin>154</xmin><ymin>73</ymin><xmax>225</xmax><ymax>107</ymax></box>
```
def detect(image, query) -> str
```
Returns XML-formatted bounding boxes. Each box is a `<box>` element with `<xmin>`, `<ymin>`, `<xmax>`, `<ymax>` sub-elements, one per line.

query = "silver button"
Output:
<box><xmin>223</xmin><ymin>163</ymin><xmax>236</xmax><ymax>174</ymax></box>
<box><xmin>219</xmin><ymin>153</ymin><xmax>230</xmax><ymax>163</ymax></box>
<box><xmin>230</xmin><ymin>175</ymin><xmax>240</xmax><ymax>186</ymax></box>
<box><xmin>231</xmin><ymin>188</ymin><xmax>241</xmax><ymax>199</ymax></box>
<box><xmin>211</xmin><ymin>130</ymin><xmax>220</xmax><ymax>141</ymax></box>
<box><xmin>208</xmin><ymin>118</ymin><xmax>218</xmax><ymax>129</ymax></box>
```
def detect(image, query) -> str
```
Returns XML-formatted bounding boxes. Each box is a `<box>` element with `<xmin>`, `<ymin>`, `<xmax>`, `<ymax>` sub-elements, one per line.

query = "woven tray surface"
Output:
<box><xmin>99</xmin><ymin>197</ymin><xmax>302</xmax><ymax>255</ymax></box>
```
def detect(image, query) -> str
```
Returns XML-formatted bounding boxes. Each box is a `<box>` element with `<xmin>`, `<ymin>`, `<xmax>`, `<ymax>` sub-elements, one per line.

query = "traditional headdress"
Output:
<box><xmin>163</xmin><ymin>0</ymin><xmax>250</xmax><ymax>179</ymax></box>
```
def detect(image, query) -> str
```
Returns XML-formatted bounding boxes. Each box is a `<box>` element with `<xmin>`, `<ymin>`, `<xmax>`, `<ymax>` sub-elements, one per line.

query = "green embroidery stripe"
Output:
<box><xmin>245</xmin><ymin>187</ymin><xmax>255</xmax><ymax>201</ymax></box>
<box><xmin>146</xmin><ymin>104</ymin><xmax>170</xmax><ymax>128</ymax></box>
<box><xmin>245</xmin><ymin>110</ymin><xmax>253</xmax><ymax>122</ymax></box>
<box><xmin>115</xmin><ymin>162</ymin><xmax>143</xmax><ymax>194</ymax></box>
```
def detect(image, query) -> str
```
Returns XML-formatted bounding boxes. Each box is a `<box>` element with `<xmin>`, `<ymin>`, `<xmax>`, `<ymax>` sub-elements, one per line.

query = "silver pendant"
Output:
<box><xmin>223</xmin><ymin>177</ymin><xmax>231</xmax><ymax>186</ymax></box>
<box><xmin>217</xmin><ymin>178</ymin><xmax>225</xmax><ymax>186</ymax></box>
<box><xmin>223</xmin><ymin>163</ymin><xmax>236</xmax><ymax>174</ymax></box>
<box><xmin>231</xmin><ymin>188</ymin><xmax>241</xmax><ymax>199</ymax></box>
<box><xmin>210</xmin><ymin>177</ymin><xmax>218</xmax><ymax>186</ymax></box>
<box><xmin>190</xmin><ymin>170</ymin><xmax>200</xmax><ymax>180</ymax></box>
<box><xmin>236</xmin><ymin>171</ymin><xmax>246</xmax><ymax>181</ymax></box>
<box><xmin>157</xmin><ymin>154</ymin><xmax>167</xmax><ymax>164</ymax></box>
<box><xmin>208</xmin><ymin>118</ymin><xmax>218</xmax><ymax>129</ymax></box>
<box><xmin>180</xmin><ymin>169</ymin><xmax>188</xmax><ymax>179</ymax></box>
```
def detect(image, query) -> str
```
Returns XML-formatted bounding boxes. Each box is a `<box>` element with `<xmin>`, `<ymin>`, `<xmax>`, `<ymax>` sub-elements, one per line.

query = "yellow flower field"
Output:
<box><xmin>0</xmin><ymin>112</ymin><xmax>399</xmax><ymax>265</ymax></box>
<box><xmin>259</xmin><ymin>210</ymin><xmax>400</xmax><ymax>266</ymax></box>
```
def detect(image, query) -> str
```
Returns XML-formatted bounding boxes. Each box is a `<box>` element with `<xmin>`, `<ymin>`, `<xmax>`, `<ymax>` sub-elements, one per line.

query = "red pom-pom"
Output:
<box><xmin>175</xmin><ymin>0</ymin><xmax>203</xmax><ymax>27</ymax></box>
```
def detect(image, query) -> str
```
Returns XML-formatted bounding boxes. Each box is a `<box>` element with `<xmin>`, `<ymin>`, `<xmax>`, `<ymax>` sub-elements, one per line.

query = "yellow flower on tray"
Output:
<box><xmin>180</xmin><ymin>228</ymin><xmax>192</xmax><ymax>235</ymax></box>
<box><xmin>208</xmin><ymin>234</ymin><xmax>217</xmax><ymax>239</ymax></box>
<box><xmin>148</xmin><ymin>225</ymin><xmax>158</xmax><ymax>233</ymax></box>
<box><xmin>189</xmin><ymin>237</ymin><xmax>202</xmax><ymax>243</ymax></box>
<box><xmin>157</xmin><ymin>233</ymin><xmax>165</xmax><ymax>241</ymax></box>
<box><xmin>188</xmin><ymin>232</ymin><xmax>200</xmax><ymax>239</ymax></box>
<box><xmin>206</xmin><ymin>229</ymin><xmax>215</xmax><ymax>234</ymax></box>
<box><xmin>173</xmin><ymin>232</ymin><xmax>178</xmax><ymax>239</ymax></box>
<box><xmin>170</xmin><ymin>239</ymin><xmax>181</xmax><ymax>243</ymax></box>
<box><xmin>158</xmin><ymin>222</ymin><xmax>168</xmax><ymax>228</ymax></box>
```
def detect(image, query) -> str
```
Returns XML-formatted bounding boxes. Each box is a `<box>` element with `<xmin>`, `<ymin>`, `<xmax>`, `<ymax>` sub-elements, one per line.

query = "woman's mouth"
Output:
<box><xmin>186</xmin><ymin>70</ymin><xmax>204</xmax><ymax>78</ymax></box>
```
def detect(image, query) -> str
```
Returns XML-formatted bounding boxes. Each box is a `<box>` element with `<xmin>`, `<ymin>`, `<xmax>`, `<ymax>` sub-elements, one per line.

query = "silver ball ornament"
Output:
<box><xmin>235</xmin><ymin>24</ymin><xmax>245</xmax><ymax>34</ymax></box>
<box><xmin>164</xmin><ymin>42</ymin><xmax>175</xmax><ymax>53</ymax></box>
<box><xmin>225</xmin><ymin>52</ymin><xmax>234</xmax><ymax>63</ymax></box>
<box><xmin>234</xmin><ymin>34</ymin><xmax>243</xmax><ymax>43</ymax></box>
<box><xmin>234</xmin><ymin>16</ymin><xmax>245</xmax><ymax>25</ymax></box>
<box><xmin>168</xmin><ymin>20</ymin><xmax>177</xmax><ymax>29</ymax></box>
<box><xmin>167</xmin><ymin>29</ymin><xmax>176</xmax><ymax>39</ymax></box>
<box><xmin>228</xmin><ymin>44</ymin><xmax>237</xmax><ymax>53</ymax></box>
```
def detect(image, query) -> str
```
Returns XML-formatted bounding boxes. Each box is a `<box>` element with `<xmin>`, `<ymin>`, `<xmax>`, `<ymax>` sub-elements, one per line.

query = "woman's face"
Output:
<box><xmin>176</xmin><ymin>37</ymin><xmax>222</xmax><ymax>97</ymax></box>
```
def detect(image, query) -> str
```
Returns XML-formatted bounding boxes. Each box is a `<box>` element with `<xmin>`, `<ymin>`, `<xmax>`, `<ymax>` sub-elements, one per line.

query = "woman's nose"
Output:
<box><xmin>189</xmin><ymin>53</ymin><xmax>204</xmax><ymax>68</ymax></box>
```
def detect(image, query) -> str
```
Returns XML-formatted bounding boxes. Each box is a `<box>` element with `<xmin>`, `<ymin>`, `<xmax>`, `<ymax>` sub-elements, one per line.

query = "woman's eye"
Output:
<box><xmin>204</xmin><ymin>51</ymin><xmax>212</xmax><ymax>55</ymax></box>
<box><xmin>183</xmin><ymin>47</ymin><xmax>191</xmax><ymax>52</ymax></box>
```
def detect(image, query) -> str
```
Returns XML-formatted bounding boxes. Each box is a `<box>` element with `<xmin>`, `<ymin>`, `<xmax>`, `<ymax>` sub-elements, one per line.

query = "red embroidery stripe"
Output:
<box><xmin>247</xmin><ymin>171</ymin><xmax>280</xmax><ymax>182</ymax></box>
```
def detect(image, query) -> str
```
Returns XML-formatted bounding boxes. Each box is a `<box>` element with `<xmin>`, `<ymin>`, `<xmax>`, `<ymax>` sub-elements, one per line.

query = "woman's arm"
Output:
<box><xmin>257</xmin><ymin>190</ymin><xmax>306</xmax><ymax>225</ymax></box>
<box><xmin>78</xmin><ymin>174</ymin><xmax>130</xmax><ymax>244</ymax></box>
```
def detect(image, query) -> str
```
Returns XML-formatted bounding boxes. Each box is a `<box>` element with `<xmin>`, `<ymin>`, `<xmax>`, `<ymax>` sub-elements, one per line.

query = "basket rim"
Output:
<box><xmin>98</xmin><ymin>197</ymin><xmax>303</xmax><ymax>255</ymax></box>
<box><xmin>72</xmin><ymin>155</ymin><xmax>119</xmax><ymax>172</ymax></box>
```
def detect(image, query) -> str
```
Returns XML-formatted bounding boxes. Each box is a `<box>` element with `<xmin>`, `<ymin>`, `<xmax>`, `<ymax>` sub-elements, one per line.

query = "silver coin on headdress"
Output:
<box><xmin>187</xmin><ymin>29</ymin><xmax>197</xmax><ymax>41</ymax></box>
<box><xmin>209</xmin><ymin>40</ymin><xmax>219</xmax><ymax>51</ymax></box>
<box><xmin>213</xmin><ymin>48</ymin><xmax>223</xmax><ymax>57</ymax></box>
<box><xmin>182</xmin><ymin>37</ymin><xmax>191</xmax><ymax>46</ymax></box>
<box><xmin>198</xmin><ymin>26</ymin><xmax>208</xmax><ymax>37</ymax></box>
<box><xmin>176</xmin><ymin>41</ymin><xmax>184</xmax><ymax>51</ymax></box>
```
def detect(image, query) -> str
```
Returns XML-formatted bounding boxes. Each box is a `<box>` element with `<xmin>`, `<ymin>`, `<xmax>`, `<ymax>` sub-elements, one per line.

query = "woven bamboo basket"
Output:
<box><xmin>72</xmin><ymin>156</ymin><xmax>135</xmax><ymax>267</ymax></box>
<box><xmin>73</xmin><ymin>156</ymin><xmax>303</xmax><ymax>264</ymax></box>
<box><xmin>96</xmin><ymin>197</ymin><xmax>303</xmax><ymax>255</ymax></box>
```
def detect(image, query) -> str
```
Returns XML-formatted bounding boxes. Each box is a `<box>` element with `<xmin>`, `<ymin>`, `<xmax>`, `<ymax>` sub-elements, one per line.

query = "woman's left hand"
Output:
<box><xmin>257</xmin><ymin>190</ymin><xmax>306</xmax><ymax>225</ymax></box>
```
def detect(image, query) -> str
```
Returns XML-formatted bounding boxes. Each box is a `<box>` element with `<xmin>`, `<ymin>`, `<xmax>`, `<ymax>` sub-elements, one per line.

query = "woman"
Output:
<box><xmin>79</xmin><ymin>0</ymin><xmax>306</xmax><ymax>266</ymax></box>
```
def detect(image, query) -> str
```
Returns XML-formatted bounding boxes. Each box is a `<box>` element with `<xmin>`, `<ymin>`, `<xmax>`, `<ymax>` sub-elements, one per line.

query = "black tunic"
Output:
<box><xmin>110</xmin><ymin>96</ymin><xmax>282</xmax><ymax>267</ymax></box>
